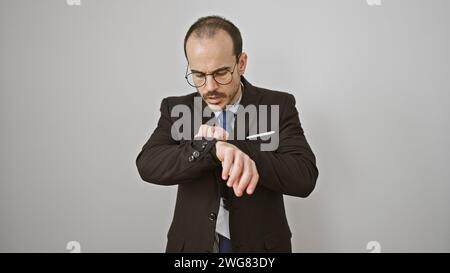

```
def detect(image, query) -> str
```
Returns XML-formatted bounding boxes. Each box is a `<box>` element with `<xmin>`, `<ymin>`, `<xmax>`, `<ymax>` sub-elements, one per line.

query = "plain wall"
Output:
<box><xmin>1</xmin><ymin>0</ymin><xmax>449</xmax><ymax>252</ymax></box>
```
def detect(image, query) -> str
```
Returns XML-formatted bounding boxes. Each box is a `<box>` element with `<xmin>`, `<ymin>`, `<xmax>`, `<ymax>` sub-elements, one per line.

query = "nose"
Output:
<box><xmin>204</xmin><ymin>74</ymin><xmax>219</xmax><ymax>92</ymax></box>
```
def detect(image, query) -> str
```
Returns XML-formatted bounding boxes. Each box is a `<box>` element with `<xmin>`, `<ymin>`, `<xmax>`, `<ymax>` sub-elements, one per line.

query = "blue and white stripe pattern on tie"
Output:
<box><xmin>212</xmin><ymin>90</ymin><xmax>242</xmax><ymax>253</ymax></box>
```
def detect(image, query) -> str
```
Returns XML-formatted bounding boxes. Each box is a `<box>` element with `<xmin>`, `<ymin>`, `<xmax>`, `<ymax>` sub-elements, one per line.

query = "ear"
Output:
<box><xmin>238</xmin><ymin>52</ymin><xmax>248</xmax><ymax>76</ymax></box>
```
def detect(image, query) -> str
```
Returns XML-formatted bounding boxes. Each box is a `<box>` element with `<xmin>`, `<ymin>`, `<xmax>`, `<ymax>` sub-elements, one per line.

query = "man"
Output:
<box><xmin>136</xmin><ymin>16</ymin><xmax>318</xmax><ymax>253</ymax></box>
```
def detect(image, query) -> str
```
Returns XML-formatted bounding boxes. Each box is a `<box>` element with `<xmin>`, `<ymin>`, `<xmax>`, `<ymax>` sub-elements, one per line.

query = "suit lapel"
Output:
<box><xmin>233</xmin><ymin>76</ymin><xmax>262</xmax><ymax>140</ymax></box>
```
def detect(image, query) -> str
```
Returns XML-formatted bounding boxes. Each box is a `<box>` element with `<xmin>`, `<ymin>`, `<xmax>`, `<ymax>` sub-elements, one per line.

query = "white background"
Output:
<box><xmin>0</xmin><ymin>0</ymin><xmax>449</xmax><ymax>252</ymax></box>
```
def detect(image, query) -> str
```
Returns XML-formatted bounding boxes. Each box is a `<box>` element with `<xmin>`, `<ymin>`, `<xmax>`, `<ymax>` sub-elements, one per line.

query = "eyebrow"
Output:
<box><xmin>190</xmin><ymin>65</ymin><xmax>231</xmax><ymax>74</ymax></box>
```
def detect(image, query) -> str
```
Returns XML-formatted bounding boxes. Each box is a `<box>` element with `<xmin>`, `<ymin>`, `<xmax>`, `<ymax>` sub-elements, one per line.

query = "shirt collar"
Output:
<box><xmin>213</xmin><ymin>82</ymin><xmax>243</xmax><ymax>117</ymax></box>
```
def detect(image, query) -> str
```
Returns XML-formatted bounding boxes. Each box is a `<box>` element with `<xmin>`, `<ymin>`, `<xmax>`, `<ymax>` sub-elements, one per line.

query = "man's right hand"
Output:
<box><xmin>195</xmin><ymin>124</ymin><xmax>229</xmax><ymax>141</ymax></box>
<box><xmin>215</xmin><ymin>141</ymin><xmax>259</xmax><ymax>197</ymax></box>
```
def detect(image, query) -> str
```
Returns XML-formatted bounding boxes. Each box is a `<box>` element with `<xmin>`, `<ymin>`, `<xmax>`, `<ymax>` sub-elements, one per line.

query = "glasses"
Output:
<box><xmin>185</xmin><ymin>58</ymin><xmax>239</xmax><ymax>88</ymax></box>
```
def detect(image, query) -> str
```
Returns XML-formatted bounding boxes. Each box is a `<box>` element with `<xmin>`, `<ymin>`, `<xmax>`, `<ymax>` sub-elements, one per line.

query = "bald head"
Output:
<box><xmin>184</xmin><ymin>15</ymin><xmax>242</xmax><ymax>60</ymax></box>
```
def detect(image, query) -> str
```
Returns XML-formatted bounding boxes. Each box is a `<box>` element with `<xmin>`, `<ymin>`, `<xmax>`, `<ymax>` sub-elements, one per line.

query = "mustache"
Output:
<box><xmin>203</xmin><ymin>91</ymin><xmax>226</xmax><ymax>99</ymax></box>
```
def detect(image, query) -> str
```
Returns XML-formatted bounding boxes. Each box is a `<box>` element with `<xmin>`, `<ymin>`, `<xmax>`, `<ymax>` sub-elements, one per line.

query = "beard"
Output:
<box><xmin>202</xmin><ymin>80</ymin><xmax>240</xmax><ymax>110</ymax></box>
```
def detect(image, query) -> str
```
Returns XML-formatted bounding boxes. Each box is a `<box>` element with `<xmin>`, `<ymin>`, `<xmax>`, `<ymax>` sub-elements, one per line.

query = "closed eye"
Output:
<box><xmin>214</xmin><ymin>69</ymin><xmax>229</xmax><ymax>77</ymax></box>
<box><xmin>192</xmin><ymin>72</ymin><xmax>205</xmax><ymax>78</ymax></box>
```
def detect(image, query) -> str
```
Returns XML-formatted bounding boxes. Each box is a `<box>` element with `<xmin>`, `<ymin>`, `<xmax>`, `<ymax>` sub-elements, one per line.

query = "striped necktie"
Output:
<box><xmin>217</xmin><ymin>109</ymin><xmax>233</xmax><ymax>253</ymax></box>
<box><xmin>218</xmin><ymin>109</ymin><xmax>233</xmax><ymax>211</ymax></box>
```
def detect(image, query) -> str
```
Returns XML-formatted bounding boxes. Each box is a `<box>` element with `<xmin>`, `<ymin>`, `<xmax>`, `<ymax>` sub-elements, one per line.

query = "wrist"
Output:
<box><xmin>211</xmin><ymin>140</ymin><xmax>224</xmax><ymax>164</ymax></box>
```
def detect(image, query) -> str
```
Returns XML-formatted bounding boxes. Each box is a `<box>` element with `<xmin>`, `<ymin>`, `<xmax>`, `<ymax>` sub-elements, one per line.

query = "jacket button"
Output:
<box><xmin>193</xmin><ymin>150</ymin><xmax>200</xmax><ymax>158</ymax></box>
<box><xmin>188</xmin><ymin>155</ymin><xmax>194</xmax><ymax>162</ymax></box>
<box><xmin>209</xmin><ymin>212</ymin><xmax>217</xmax><ymax>221</ymax></box>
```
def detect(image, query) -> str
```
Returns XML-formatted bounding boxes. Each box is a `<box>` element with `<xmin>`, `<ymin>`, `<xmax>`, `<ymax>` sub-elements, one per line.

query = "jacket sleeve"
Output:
<box><xmin>228</xmin><ymin>94</ymin><xmax>318</xmax><ymax>197</ymax></box>
<box><xmin>136</xmin><ymin>98</ymin><xmax>219</xmax><ymax>186</ymax></box>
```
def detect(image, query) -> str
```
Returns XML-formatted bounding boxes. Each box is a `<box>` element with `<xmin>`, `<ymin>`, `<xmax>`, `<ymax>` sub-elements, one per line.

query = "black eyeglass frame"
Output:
<box><xmin>184</xmin><ymin>54</ymin><xmax>241</xmax><ymax>88</ymax></box>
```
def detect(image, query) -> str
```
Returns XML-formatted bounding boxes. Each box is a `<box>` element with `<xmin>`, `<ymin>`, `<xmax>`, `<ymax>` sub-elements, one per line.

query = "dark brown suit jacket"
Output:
<box><xmin>136</xmin><ymin>76</ymin><xmax>318</xmax><ymax>252</ymax></box>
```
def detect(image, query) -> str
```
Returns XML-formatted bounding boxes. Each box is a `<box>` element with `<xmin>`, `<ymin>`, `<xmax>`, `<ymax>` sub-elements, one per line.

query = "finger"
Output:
<box><xmin>195</xmin><ymin>125</ymin><xmax>204</xmax><ymax>138</ymax></box>
<box><xmin>246</xmin><ymin>162</ymin><xmax>259</xmax><ymax>195</ymax></box>
<box><xmin>233</xmin><ymin>180</ymin><xmax>240</xmax><ymax>197</ymax></box>
<box><xmin>213</xmin><ymin>127</ymin><xmax>224</xmax><ymax>140</ymax></box>
<box><xmin>227</xmin><ymin>152</ymin><xmax>244</xmax><ymax>188</ymax></box>
<box><xmin>214</xmin><ymin>127</ymin><xmax>228</xmax><ymax>141</ymax></box>
<box><xmin>221</xmin><ymin>128</ymin><xmax>229</xmax><ymax>141</ymax></box>
<box><xmin>221</xmin><ymin>149</ymin><xmax>234</xmax><ymax>180</ymax></box>
<box><xmin>226</xmin><ymin>163</ymin><xmax>235</xmax><ymax>187</ymax></box>
<box><xmin>246</xmin><ymin>173</ymin><xmax>259</xmax><ymax>195</ymax></box>
<box><xmin>213</xmin><ymin>129</ymin><xmax>219</xmax><ymax>140</ymax></box>
<box><xmin>205</xmin><ymin>125</ymin><xmax>214</xmax><ymax>140</ymax></box>
<box><xmin>200</xmin><ymin>125</ymin><xmax>208</xmax><ymax>138</ymax></box>
<box><xmin>236</xmin><ymin>158</ymin><xmax>252</xmax><ymax>197</ymax></box>
<box><xmin>207</xmin><ymin>126</ymin><xmax>215</xmax><ymax>139</ymax></box>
